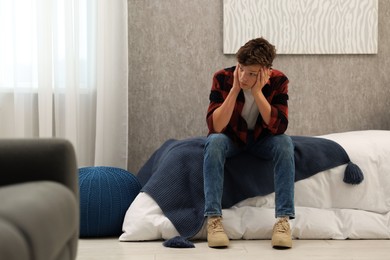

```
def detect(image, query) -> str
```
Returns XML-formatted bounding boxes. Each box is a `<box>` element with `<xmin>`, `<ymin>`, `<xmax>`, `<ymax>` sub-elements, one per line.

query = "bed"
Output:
<box><xmin>120</xmin><ymin>130</ymin><xmax>390</xmax><ymax>243</ymax></box>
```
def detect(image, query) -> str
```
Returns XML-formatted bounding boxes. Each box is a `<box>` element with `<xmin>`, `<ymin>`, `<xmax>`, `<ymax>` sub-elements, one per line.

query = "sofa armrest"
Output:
<box><xmin>0</xmin><ymin>139</ymin><xmax>78</xmax><ymax>196</ymax></box>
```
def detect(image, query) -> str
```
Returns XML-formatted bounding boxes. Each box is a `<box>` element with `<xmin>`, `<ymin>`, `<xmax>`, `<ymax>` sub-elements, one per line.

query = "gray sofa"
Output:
<box><xmin>0</xmin><ymin>139</ymin><xmax>79</xmax><ymax>260</ymax></box>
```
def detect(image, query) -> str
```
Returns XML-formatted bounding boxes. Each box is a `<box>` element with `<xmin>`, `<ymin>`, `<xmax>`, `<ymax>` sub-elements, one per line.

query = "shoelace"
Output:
<box><xmin>274</xmin><ymin>219</ymin><xmax>289</xmax><ymax>234</ymax></box>
<box><xmin>209</xmin><ymin>219</ymin><xmax>224</xmax><ymax>234</ymax></box>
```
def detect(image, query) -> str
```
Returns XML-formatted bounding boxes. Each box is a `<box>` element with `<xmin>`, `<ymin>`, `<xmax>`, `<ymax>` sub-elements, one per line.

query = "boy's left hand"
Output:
<box><xmin>252</xmin><ymin>67</ymin><xmax>272</xmax><ymax>93</ymax></box>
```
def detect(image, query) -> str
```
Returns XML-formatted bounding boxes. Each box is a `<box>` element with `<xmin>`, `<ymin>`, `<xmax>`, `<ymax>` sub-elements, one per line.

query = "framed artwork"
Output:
<box><xmin>223</xmin><ymin>0</ymin><xmax>378</xmax><ymax>54</ymax></box>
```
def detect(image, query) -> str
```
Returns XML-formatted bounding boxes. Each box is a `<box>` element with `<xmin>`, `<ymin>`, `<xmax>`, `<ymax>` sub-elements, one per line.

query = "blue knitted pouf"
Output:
<box><xmin>78</xmin><ymin>166</ymin><xmax>141</xmax><ymax>237</ymax></box>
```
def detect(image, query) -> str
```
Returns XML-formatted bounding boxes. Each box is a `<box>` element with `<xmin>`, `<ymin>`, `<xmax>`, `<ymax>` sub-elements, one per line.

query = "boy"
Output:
<box><xmin>203</xmin><ymin>37</ymin><xmax>295</xmax><ymax>249</ymax></box>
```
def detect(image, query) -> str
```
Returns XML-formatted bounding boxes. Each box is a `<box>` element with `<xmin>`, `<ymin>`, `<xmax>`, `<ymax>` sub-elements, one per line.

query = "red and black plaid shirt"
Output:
<box><xmin>206</xmin><ymin>66</ymin><xmax>289</xmax><ymax>146</ymax></box>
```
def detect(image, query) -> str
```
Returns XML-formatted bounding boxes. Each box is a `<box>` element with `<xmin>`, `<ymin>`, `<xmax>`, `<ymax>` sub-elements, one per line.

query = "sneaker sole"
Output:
<box><xmin>272</xmin><ymin>240</ymin><xmax>292</xmax><ymax>249</ymax></box>
<box><xmin>208</xmin><ymin>240</ymin><xmax>229</xmax><ymax>248</ymax></box>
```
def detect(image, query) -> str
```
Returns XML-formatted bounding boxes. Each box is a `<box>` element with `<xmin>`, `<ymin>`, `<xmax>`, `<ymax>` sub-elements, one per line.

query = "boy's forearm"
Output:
<box><xmin>211</xmin><ymin>87</ymin><xmax>240</xmax><ymax>133</ymax></box>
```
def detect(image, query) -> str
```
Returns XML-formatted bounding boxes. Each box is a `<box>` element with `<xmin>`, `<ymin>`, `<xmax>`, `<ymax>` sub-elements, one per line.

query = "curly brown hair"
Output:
<box><xmin>236</xmin><ymin>37</ymin><xmax>276</xmax><ymax>68</ymax></box>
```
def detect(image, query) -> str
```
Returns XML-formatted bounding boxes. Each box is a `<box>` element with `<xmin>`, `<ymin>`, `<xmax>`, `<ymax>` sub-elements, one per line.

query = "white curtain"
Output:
<box><xmin>0</xmin><ymin>0</ymin><xmax>128</xmax><ymax>169</ymax></box>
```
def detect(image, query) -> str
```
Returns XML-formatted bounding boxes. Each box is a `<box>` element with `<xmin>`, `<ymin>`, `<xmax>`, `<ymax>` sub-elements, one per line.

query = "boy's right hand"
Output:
<box><xmin>232</xmin><ymin>63</ymin><xmax>241</xmax><ymax>93</ymax></box>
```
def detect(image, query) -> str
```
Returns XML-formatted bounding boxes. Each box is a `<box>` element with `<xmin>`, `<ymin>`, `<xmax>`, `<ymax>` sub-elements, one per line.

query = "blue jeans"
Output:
<box><xmin>203</xmin><ymin>133</ymin><xmax>295</xmax><ymax>219</ymax></box>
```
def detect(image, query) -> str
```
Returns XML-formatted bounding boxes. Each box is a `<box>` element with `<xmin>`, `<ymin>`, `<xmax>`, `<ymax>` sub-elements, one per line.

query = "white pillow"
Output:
<box><xmin>120</xmin><ymin>192</ymin><xmax>179</xmax><ymax>241</ymax></box>
<box><xmin>120</xmin><ymin>192</ymin><xmax>390</xmax><ymax>241</ymax></box>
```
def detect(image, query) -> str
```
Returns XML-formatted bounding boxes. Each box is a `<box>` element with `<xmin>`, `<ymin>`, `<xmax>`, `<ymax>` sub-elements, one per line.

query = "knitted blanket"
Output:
<box><xmin>137</xmin><ymin>136</ymin><xmax>363</xmax><ymax>243</ymax></box>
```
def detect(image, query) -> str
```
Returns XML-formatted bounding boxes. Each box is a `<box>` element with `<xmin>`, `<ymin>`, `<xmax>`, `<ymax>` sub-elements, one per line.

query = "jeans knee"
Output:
<box><xmin>273</xmin><ymin>135</ymin><xmax>294</xmax><ymax>156</ymax></box>
<box><xmin>204</xmin><ymin>134</ymin><xmax>232</xmax><ymax>160</ymax></box>
<box><xmin>205</xmin><ymin>134</ymin><xmax>229</xmax><ymax>150</ymax></box>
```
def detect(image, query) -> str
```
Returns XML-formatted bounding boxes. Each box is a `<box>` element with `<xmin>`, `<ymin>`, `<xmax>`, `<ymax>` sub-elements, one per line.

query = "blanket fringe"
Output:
<box><xmin>343</xmin><ymin>162</ymin><xmax>364</xmax><ymax>185</ymax></box>
<box><xmin>163</xmin><ymin>236</ymin><xmax>195</xmax><ymax>248</ymax></box>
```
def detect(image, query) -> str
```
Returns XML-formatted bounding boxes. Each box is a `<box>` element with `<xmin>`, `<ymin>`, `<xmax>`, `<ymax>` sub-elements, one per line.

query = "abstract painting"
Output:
<box><xmin>223</xmin><ymin>0</ymin><xmax>378</xmax><ymax>54</ymax></box>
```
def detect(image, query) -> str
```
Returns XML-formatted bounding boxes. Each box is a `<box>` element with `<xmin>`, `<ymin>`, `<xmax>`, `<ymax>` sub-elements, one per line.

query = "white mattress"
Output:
<box><xmin>120</xmin><ymin>130</ymin><xmax>390</xmax><ymax>241</ymax></box>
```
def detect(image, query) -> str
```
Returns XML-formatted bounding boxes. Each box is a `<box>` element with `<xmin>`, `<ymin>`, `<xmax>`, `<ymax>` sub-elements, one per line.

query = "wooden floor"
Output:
<box><xmin>76</xmin><ymin>238</ymin><xmax>390</xmax><ymax>260</ymax></box>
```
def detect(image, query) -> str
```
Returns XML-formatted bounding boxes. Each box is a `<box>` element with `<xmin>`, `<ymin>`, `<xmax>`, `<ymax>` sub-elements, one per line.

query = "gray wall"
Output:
<box><xmin>127</xmin><ymin>0</ymin><xmax>390</xmax><ymax>173</ymax></box>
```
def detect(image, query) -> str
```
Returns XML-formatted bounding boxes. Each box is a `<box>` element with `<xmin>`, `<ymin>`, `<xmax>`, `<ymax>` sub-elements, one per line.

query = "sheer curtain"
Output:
<box><xmin>0</xmin><ymin>0</ymin><xmax>128</xmax><ymax>168</ymax></box>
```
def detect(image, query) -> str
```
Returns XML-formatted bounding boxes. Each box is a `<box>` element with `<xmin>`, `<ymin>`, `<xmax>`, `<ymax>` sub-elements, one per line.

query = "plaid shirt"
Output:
<box><xmin>206</xmin><ymin>66</ymin><xmax>289</xmax><ymax>146</ymax></box>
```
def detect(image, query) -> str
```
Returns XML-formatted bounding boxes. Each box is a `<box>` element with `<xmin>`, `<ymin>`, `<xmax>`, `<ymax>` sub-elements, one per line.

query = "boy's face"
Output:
<box><xmin>237</xmin><ymin>63</ymin><xmax>262</xmax><ymax>90</ymax></box>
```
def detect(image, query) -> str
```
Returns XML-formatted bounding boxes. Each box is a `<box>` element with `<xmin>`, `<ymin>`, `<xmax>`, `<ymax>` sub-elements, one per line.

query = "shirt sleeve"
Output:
<box><xmin>262</xmin><ymin>75</ymin><xmax>289</xmax><ymax>135</ymax></box>
<box><xmin>206</xmin><ymin>69</ymin><xmax>232</xmax><ymax>134</ymax></box>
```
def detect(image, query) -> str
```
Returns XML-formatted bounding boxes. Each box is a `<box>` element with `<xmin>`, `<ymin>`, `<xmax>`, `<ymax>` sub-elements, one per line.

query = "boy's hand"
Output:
<box><xmin>252</xmin><ymin>67</ymin><xmax>271</xmax><ymax>93</ymax></box>
<box><xmin>232</xmin><ymin>63</ymin><xmax>242</xmax><ymax>93</ymax></box>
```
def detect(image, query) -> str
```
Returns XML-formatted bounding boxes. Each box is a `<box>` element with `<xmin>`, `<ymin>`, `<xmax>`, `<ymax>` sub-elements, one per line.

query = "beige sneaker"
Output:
<box><xmin>207</xmin><ymin>216</ymin><xmax>229</xmax><ymax>248</ymax></box>
<box><xmin>271</xmin><ymin>217</ymin><xmax>292</xmax><ymax>249</ymax></box>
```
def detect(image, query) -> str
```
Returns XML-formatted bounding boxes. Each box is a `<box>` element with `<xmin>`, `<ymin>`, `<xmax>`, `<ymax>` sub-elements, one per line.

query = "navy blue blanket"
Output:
<box><xmin>137</xmin><ymin>135</ymin><xmax>363</xmax><ymax>240</ymax></box>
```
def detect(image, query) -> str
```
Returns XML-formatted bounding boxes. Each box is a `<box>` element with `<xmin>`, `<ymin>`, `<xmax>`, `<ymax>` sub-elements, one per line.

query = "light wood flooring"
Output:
<box><xmin>76</xmin><ymin>238</ymin><xmax>390</xmax><ymax>260</ymax></box>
